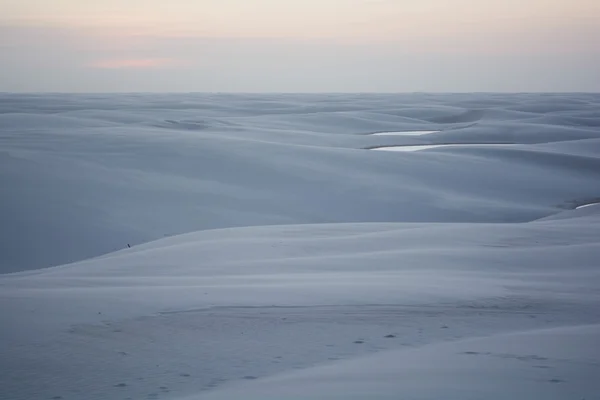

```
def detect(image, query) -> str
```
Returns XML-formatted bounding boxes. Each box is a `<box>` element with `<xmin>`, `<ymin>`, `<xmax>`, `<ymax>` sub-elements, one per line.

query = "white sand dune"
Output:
<box><xmin>2</xmin><ymin>213</ymin><xmax>599</xmax><ymax>400</ymax></box>
<box><xmin>1</xmin><ymin>93</ymin><xmax>600</xmax><ymax>400</ymax></box>
<box><xmin>576</xmin><ymin>202</ymin><xmax>600</xmax><ymax>210</ymax></box>
<box><xmin>2</xmin><ymin>93</ymin><xmax>600</xmax><ymax>273</ymax></box>
<box><xmin>196</xmin><ymin>324</ymin><xmax>600</xmax><ymax>400</ymax></box>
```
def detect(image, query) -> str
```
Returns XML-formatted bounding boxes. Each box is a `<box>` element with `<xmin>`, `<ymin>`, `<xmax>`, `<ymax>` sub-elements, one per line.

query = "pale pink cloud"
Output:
<box><xmin>88</xmin><ymin>58</ymin><xmax>188</xmax><ymax>69</ymax></box>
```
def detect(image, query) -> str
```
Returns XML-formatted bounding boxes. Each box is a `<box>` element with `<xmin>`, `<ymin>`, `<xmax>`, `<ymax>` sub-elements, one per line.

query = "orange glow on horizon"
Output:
<box><xmin>88</xmin><ymin>58</ymin><xmax>188</xmax><ymax>69</ymax></box>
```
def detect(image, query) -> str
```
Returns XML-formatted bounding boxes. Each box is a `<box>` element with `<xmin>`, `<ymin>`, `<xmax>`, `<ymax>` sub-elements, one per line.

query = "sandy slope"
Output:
<box><xmin>1</xmin><ymin>93</ymin><xmax>600</xmax><ymax>399</ymax></box>
<box><xmin>196</xmin><ymin>324</ymin><xmax>600</xmax><ymax>400</ymax></box>
<box><xmin>2</xmin><ymin>93</ymin><xmax>600</xmax><ymax>272</ymax></box>
<box><xmin>2</xmin><ymin>210</ymin><xmax>600</xmax><ymax>399</ymax></box>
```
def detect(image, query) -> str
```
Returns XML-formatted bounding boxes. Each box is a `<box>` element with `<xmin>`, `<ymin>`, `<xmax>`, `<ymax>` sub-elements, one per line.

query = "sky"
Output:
<box><xmin>1</xmin><ymin>0</ymin><xmax>599</xmax><ymax>92</ymax></box>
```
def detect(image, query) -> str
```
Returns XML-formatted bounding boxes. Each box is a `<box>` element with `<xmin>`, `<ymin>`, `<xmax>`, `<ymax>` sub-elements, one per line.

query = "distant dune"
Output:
<box><xmin>1</xmin><ymin>93</ymin><xmax>599</xmax><ymax>273</ymax></box>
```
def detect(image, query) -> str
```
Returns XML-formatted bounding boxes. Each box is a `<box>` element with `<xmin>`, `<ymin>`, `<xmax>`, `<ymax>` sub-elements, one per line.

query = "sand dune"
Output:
<box><xmin>2</xmin><ymin>93</ymin><xmax>600</xmax><ymax>272</ymax></box>
<box><xmin>1</xmin><ymin>93</ymin><xmax>599</xmax><ymax>399</ymax></box>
